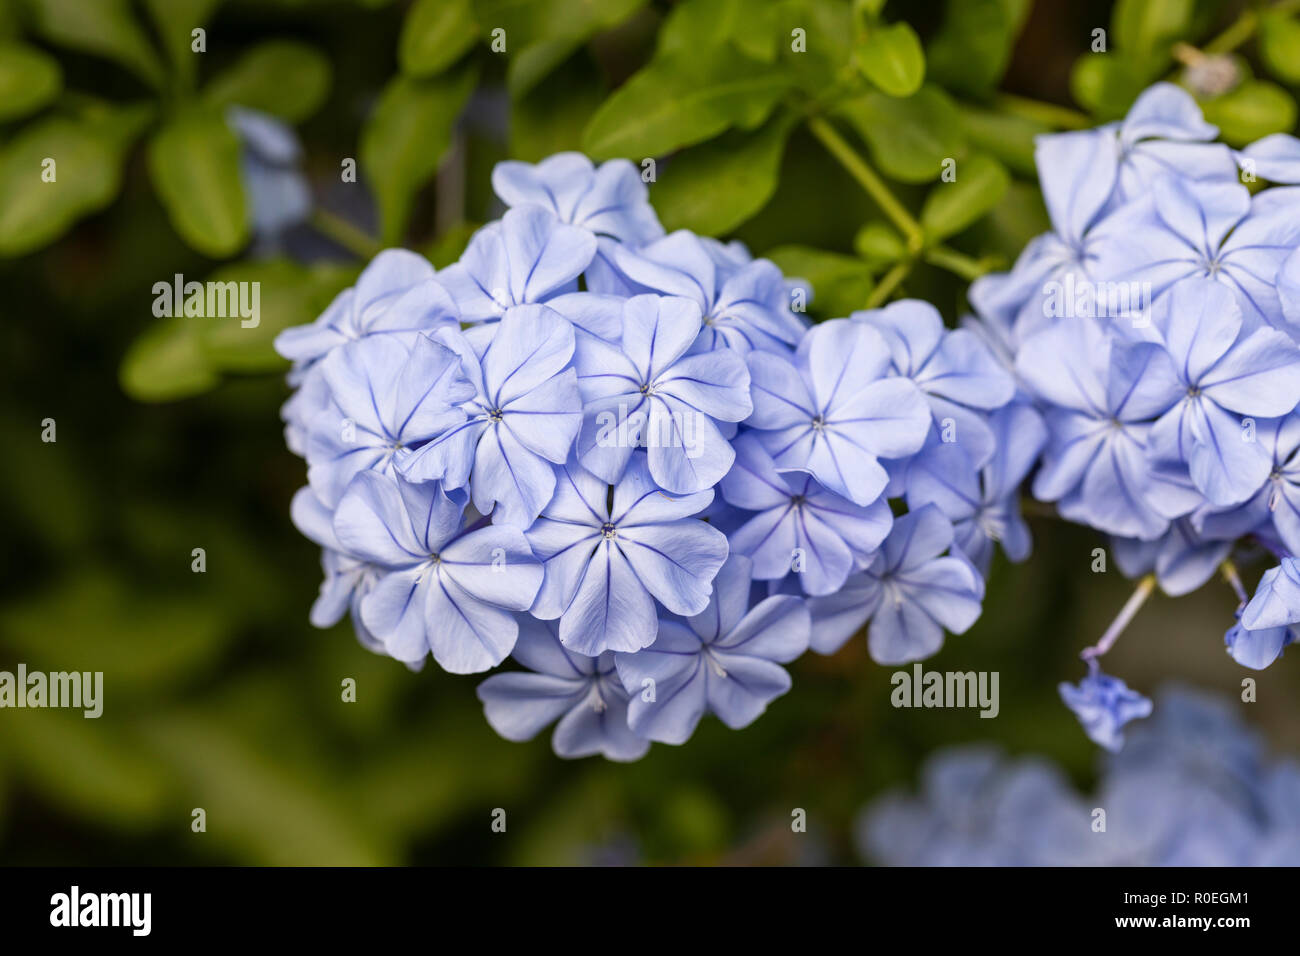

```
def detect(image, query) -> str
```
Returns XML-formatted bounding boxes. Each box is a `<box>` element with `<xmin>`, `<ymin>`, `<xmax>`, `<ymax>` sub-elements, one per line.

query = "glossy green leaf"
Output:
<box><xmin>360</xmin><ymin>67</ymin><xmax>477</xmax><ymax>244</ymax></box>
<box><xmin>852</xmin><ymin>221</ymin><xmax>906</xmax><ymax>266</ymax></box>
<box><xmin>653</xmin><ymin>115</ymin><xmax>793</xmax><ymax>235</ymax></box>
<box><xmin>920</xmin><ymin>153</ymin><xmax>1010</xmax><ymax>242</ymax></box>
<box><xmin>856</xmin><ymin>22</ymin><xmax>924</xmax><ymax>97</ymax></box>
<box><xmin>1070</xmin><ymin>53</ymin><xmax>1148</xmax><ymax>120</ymax></box>
<box><xmin>148</xmin><ymin>106</ymin><xmax>249</xmax><ymax>257</ymax></box>
<box><xmin>583</xmin><ymin>48</ymin><xmax>792</xmax><ymax>159</ymax></box>
<box><xmin>0</xmin><ymin>42</ymin><xmax>60</xmax><ymax>122</ymax></box>
<box><xmin>507</xmin><ymin>0</ymin><xmax>646</xmax><ymax>96</ymax></box>
<box><xmin>400</xmin><ymin>0</ymin><xmax>478</xmax><ymax>76</ymax></box>
<box><xmin>204</xmin><ymin>41</ymin><xmax>332</xmax><ymax>123</ymax></box>
<box><xmin>837</xmin><ymin>84</ymin><xmax>964</xmax><ymax>183</ymax></box>
<box><xmin>1112</xmin><ymin>0</ymin><xmax>1194</xmax><ymax>64</ymax></box>
<box><xmin>960</xmin><ymin>106</ymin><xmax>1047</xmax><ymax>177</ymax></box>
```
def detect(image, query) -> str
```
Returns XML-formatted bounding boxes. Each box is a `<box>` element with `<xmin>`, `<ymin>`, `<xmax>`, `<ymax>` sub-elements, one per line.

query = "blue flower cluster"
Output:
<box><xmin>274</xmin><ymin>151</ymin><xmax>1020</xmax><ymax>759</ymax></box>
<box><xmin>965</xmin><ymin>82</ymin><xmax>1300</xmax><ymax>742</ymax></box>
<box><xmin>859</xmin><ymin>686</ymin><xmax>1300</xmax><ymax>866</ymax></box>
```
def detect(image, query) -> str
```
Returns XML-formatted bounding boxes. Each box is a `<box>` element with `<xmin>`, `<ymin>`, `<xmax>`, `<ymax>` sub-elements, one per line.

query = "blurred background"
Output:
<box><xmin>3</xmin><ymin>0</ymin><xmax>1300</xmax><ymax>865</ymax></box>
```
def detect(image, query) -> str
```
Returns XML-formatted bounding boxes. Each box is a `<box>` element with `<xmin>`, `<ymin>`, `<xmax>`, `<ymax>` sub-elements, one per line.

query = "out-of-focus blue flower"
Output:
<box><xmin>1237</xmin><ymin>132</ymin><xmax>1300</xmax><ymax>184</ymax></box>
<box><xmin>476</xmin><ymin>617</ymin><xmax>648</xmax><ymax>761</ymax></box>
<box><xmin>904</xmin><ymin>402</ymin><xmax>1047</xmax><ymax>575</ymax></box>
<box><xmin>1015</xmin><ymin>316</ymin><xmax>1169</xmax><ymax>539</ymax></box>
<box><xmin>398</xmin><ymin>306</ymin><xmax>582</xmax><ymax>528</ymax></box>
<box><xmin>1058</xmin><ymin>666</ymin><xmax>1153</xmax><ymax>752</ymax></box>
<box><xmin>746</xmin><ymin>318</ymin><xmax>932</xmax><ymax>506</ymax></box>
<box><xmin>862</xmin><ymin>686</ymin><xmax>1300</xmax><ymax>866</ymax></box>
<box><xmin>849</xmin><ymin>504</ymin><xmax>983</xmax><ymax>664</ymax></box>
<box><xmin>607</xmin><ymin>231</ymin><xmax>807</xmax><ymax>353</ymax></box>
<box><xmin>573</xmin><ymin>293</ymin><xmax>752</xmax><ymax>493</ymax></box>
<box><xmin>720</xmin><ymin>432</ymin><xmax>892</xmax><ymax>595</ymax></box>
<box><xmin>614</xmin><ymin>555</ymin><xmax>810</xmax><ymax>744</ymax></box>
<box><xmin>525</xmin><ymin>455</ymin><xmax>728</xmax><ymax>656</ymax></box>
<box><xmin>491</xmin><ymin>152</ymin><xmax>663</xmax><ymax>245</ymax></box>
<box><xmin>1136</xmin><ymin>279</ymin><xmax>1300</xmax><ymax>507</ymax></box>
<box><xmin>227</xmin><ymin>106</ymin><xmax>312</xmax><ymax>242</ymax></box>
<box><xmin>304</xmin><ymin>333</ymin><xmax>475</xmax><ymax>506</ymax></box>
<box><xmin>852</xmin><ymin>300</ymin><xmax>1016</xmax><ymax>468</ymax></box>
<box><xmin>437</xmin><ymin>205</ymin><xmax>597</xmax><ymax>324</ymax></box>
<box><xmin>333</xmin><ymin>471</ymin><xmax>543</xmax><ymax>672</ymax></box>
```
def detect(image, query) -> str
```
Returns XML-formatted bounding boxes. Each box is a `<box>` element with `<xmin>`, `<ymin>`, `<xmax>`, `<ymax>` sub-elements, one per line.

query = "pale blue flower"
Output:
<box><xmin>476</xmin><ymin>617</ymin><xmax>649</xmax><ymax>761</ymax></box>
<box><xmin>332</xmin><ymin>471</ymin><xmax>543</xmax><ymax>672</ymax></box>
<box><xmin>720</xmin><ymin>431</ymin><xmax>892</xmax><ymax>595</ymax></box>
<box><xmin>852</xmin><ymin>299</ymin><xmax>1016</xmax><ymax>468</ymax></box>
<box><xmin>1058</xmin><ymin>666</ymin><xmax>1152</xmax><ymax>752</ymax></box>
<box><xmin>437</xmin><ymin>204</ymin><xmax>597</xmax><ymax>323</ymax></box>
<box><xmin>572</xmin><ymin>293</ymin><xmax>752</xmax><ymax>494</ymax></box>
<box><xmin>491</xmin><ymin>152</ymin><xmax>664</xmax><ymax>244</ymax></box>
<box><xmin>614</xmin><ymin>554</ymin><xmax>810</xmax><ymax>744</ymax></box>
<box><xmin>228</xmin><ymin>106</ymin><xmax>312</xmax><ymax>241</ymax></box>
<box><xmin>525</xmin><ymin>454</ymin><xmax>729</xmax><ymax>655</ymax></box>
<box><xmin>304</xmin><ymin>333</ymin><xmax>475</xmax><ymax>506</ymax></box>
<box><xmin>398</xmin><ymin>305</ymin><xmax>582</xmax><ymax>528</ymax></box>
<box><xmin>746</xmin><ymin>318</ymin><xmax>931</xmax><ymax>506</ymax></box>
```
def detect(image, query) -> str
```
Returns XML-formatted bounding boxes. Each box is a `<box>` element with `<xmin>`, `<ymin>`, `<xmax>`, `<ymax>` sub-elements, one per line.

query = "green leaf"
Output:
<box><xmin>204</xmin><ymin>41</ymin><xmax>332</xmax><ymax>123</ymax></box>
<box><xmin>0</xmin><ymin>568</ymin><xmax>231</xmax><ymax>688</ymax></box>
<box><xmin>856</xmin><ymin>21</ymin><xmax>925</xmax><ymax>97</ymax></box>
<box><xmin>120</xmin><ymin>316</ymin><xmax>219</xmax><ymax>401</ymax></box>
<box><xmin>583</xmin><ymin>48</ymin><xmax>792</xmax><ymax>159</ymax></box>
<box><xmin>920</xmin><ymin>153</ymin><xmax>1010</xmax><ymax>242</ymax></box>
<box><xmin>400</xmin><ymin>0</ymin><xmax>478</xmax><ymax>76</ymax></box>
<box><xmin>142</xmin><ymin>0</ymin><xmax>222</xmax><ymax>88</ymax></box>
<box><xmin>1112</xmin><ymin>0</ymin><xmax>1193</xmax><ymax>65</ymax></box>
<box><xmin>658</xmin><ymin>0</ymin><xmax>779</xmax><ymax>63</ymax></box>
<box><xmin>1070</xmin><ymin>53</ymin><xmax>1148</xmax><ymax>120</ymax></box>
<box><xmin>0</xmin><ymin>105</ymin><xmax>151</xmax><ymax>257</ymax></box>
<box><xmin>782</xmin><ymin>0</ymin><xmax>853</xmax><ymax>94</ymax></box>
<box><xmin>960</xmin><ymin>105</ymin><xmax>1047</xmax><ymax>177</ymax></box>
<box><xmin>765</xmin><ymin>245</ymin><xmax>874</xmax><ymax>317</ymax></box>
<box><xmin>927</xmin><ymin>0</ymin><xmax>1030</xmax><ymax>96</ymax></box>
<box><xmin>148</xmin><ymin>106</ymin><xmax>249</xmax><ymax>257</ymax></box>
<box><xmin>141</xmin><ymin>710</ymin><xmax>392</xmax><ymax>865</ymax></box>
<box><xmin>507</xmin><ymin>0</ymin><xmax>646</xmax><ymax>96</ymax></box>
<box><xmin>22</xmin><ymin>0</ymin><xmax>166</xmax><ymax>87</ymax></box>
<box><xmin>360</xmin><ymin>67</ymin><xmax>477</xmax><ymax>245</ymax></box>
<box><xmin>652</xmin><ymin>115</ymin><xmax>793</xmax><ymax>235</ymax></box>
<box><xmin>1259</xmin><ymin>13</ymin><xmax>1300</xmax><ymax>86</ymax></box>
<box><xmin>511</xmin><ymin>58</ymin><xmax>603</xmax><ymax>160</ymax></box>
<box><xmin>1200</xmin><ymin>81</ymin><xmax>1298</xmax><ymax>148</ymax></box>
<box><xmin>197</xmin><ymin>260</ymin><xmax>356</xmax><ymax>372</ymax></box>
<box><xmin>1</xmin><ymin>709</ymin><xmax>173</xmax><ymax>828</ymax></box>
<box><xmin>0</xmin><ymin>41</ymin><xmax>61</xmax><ymax>121</ymax></box>
<box><xmin>852</xmin><ymin>221</ymin><xmax>905</xmax><ymax>266</ymax></box>
<box><xmin>837</xmin><ymin>84</ymin><xmax>964</xmax><ymax>183</ymax></box>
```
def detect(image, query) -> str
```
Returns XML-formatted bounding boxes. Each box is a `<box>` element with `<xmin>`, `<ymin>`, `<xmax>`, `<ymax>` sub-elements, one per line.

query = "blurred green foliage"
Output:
<box><xmin>2</xmin><ymin>0</ymin><xmax>1300</xmax><ymax>865</ymax></box>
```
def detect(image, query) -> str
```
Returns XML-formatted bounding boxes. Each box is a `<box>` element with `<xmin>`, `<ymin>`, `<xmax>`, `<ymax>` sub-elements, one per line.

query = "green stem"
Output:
<box><xmin>310</xmin><ymin>208</ymin><xmax>381</xmax><ymax>260</ymax></box>
<box><xmin>993</xmin><ymin>93</ymin><xmax>1091</xmax><ymax>130</ymax></box>
<box><xmin>806</xmin><ymin>115</ymin><xmax>924</xmax><ymax>251</ymax></box>
<box><xmin>866</xmin><ymin>261</ymin><xmax>910</xmax><ymax>308</ymax></box>
<box><xmin>923</xmin><ymin>245</ymin><xmax>1001</xmax><ymax>281</ymax></box>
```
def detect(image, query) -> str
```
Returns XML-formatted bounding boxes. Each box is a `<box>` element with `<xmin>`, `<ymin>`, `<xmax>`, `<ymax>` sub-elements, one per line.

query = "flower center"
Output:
<box><xmin>810</xmin><ymin>415</ymin><xmax>826</xmax><ymax>432</ymax></box>
<box><xmin>601</xmin><ymin>522</ymin><xmax>617</xmax><ymax>539</ymax></box>
<box><xmin>488</xmin><ymin>407</ymin><xmax>504</xmax><ymax>423</ymax></box>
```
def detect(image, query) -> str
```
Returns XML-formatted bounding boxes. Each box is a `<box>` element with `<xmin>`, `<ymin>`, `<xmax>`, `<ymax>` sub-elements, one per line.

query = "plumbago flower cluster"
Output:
<box><xmin>967</xmin><ymin>82</ymin><xmax>1300</xmax><ymax>750</ymax></box>
<box><xmin>859</xmin><ymin>686</ymin><xmax>1300</xmax><ymax>866</ymax></box>
<box><xmin>273</xmin><ymin>152</ymin><xmax>1021</xmax><ymax>760</ymax></box>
